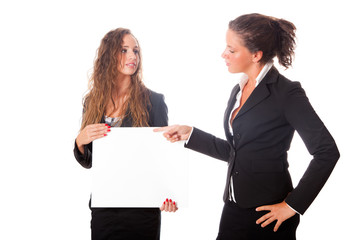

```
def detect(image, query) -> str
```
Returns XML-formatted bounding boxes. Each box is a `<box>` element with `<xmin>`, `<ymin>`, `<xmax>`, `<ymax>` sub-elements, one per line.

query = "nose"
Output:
<box><xmin>128</xmin><ymin>51</ymin><xmax>137</xmax><ymax>60</ymax></box>
<box><xmin>221</xmin><ymin>50</ymin><xmax>227</xmax><ymax>59</ymax></box>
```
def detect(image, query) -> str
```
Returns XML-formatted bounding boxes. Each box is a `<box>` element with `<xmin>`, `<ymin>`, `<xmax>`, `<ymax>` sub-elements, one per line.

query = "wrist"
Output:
<box><xmin>185</xmin><ymin>126</ymin><xmax>194</xmax><ymax>144</ymax></box>
<box><xmin>75</xmin><ymin>138</ymin><xmax>85</xmax><ymax>154</ymax></box>
<box><xmin>284</xmin><ymin>201</ymin><xmax>299</xmax><ymax>215</ymax></box>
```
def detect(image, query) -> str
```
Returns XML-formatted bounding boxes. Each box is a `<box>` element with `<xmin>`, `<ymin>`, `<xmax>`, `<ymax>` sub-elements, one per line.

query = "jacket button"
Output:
<box><xmin>235</xmin><ymin>171</ymin><xmax>239</xmax><ymax>175</ymax></box>
<box><xmin>235</xmin><ymin>133</ymin><xmax>241</xmax><ymax>139</ymax></box>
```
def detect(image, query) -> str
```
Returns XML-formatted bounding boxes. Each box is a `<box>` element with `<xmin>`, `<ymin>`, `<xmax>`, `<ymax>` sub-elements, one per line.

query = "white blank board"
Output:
<box><xmin>91</xmin><ymin>127</ymin><xmax>188</xmax><ymax>208</ymax></box>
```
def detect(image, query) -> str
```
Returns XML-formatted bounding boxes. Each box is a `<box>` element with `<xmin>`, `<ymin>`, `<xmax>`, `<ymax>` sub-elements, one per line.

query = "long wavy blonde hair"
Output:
<box><xmin>80</xmin><ymin>28</ymin><xmax>150</xmax><ymax>130</ymax></box>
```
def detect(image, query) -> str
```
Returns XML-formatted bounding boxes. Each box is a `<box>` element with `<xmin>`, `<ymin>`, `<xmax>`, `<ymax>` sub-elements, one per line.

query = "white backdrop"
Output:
<box><xmin>1</xmin><ymin>0</ymin><xmax>359</xmax><ymax>239</ymax></box>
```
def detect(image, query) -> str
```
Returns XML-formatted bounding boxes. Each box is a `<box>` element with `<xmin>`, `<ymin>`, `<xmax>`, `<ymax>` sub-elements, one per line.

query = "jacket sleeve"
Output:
<box><xmin>283</xmin><ymin>82</ymin><xmax>340</xmax><ymax>214</ymax></box>
<box><xmin>185</xmin><ymin>127</ymin><xmax>232</xmax><ymax>162</ymax></box>
<box><xmin>73</xmin><ymin>140</ymin><xmax>93</xmax><ymax>169</ymax></box>
<box><xmin>73</xmin><ymin>102</ymin><xmax>93</xmax><ymax>169</ymax></box>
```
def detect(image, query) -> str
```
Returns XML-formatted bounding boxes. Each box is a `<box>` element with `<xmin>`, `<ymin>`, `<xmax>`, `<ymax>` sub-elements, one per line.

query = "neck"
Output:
<box><xmin>245</xmin><ymin>62</ymin><xmax>265</xmax><ymax>84</ymax></box>
<box><xmin>113</xmin><ymin>74</ymin><xmax>131</xmax><ymax>99</ymax></box>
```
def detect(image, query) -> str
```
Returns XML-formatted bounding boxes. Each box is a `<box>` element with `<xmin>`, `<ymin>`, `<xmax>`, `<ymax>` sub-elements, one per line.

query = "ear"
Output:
<box><xmin>252</xmin><ymin>51</ymin><xmax>263</xmax><ymax>63</ymax></box>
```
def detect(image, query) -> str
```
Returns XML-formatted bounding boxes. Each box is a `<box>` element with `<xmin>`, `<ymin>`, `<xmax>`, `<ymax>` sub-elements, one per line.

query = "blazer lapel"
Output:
<box><xmin>234</xmin><ymin>67</ymin><xmax>278</xmax><ymax>120</ymax></box>
<box><xmin>224</xmin><ymin>85</ymin><xmax>240</xmax><ymax>142</ymax></box>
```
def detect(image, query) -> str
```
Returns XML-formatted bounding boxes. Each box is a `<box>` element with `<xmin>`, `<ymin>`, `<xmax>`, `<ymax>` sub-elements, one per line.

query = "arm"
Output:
<box><xmin>256</xmin><ymin>81</ymin><xmax>339</xmax><ymax>232</ymax></box>
<box><xmin>283</xmin><ymin>82</ymin><xmax>340</xmax><ymax>214</ymax></box>
<box><xmin>155</xmin><ymin>126</ymin><xmax>231</xmax><ymax>162</ymax></box>
<box><xmin>73</xmin><ymin>123</ymin><xmax>110</xmax><ymax>169</ymax></box>
<box><xmin>73</xmin><ymin>140</ymin><xmax>93</xmax><ymax>169</ymax></box>
<box><xmin>185</xmin><ymin>127</ymin><xmax>232</xmax><ymax>162</ymax></box>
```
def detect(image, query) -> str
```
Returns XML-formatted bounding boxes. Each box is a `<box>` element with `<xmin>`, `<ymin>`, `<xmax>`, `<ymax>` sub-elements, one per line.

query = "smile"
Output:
<box><xmin>126</xmin><ymin>63</ymin><xmax>137</xmax><ymax>68</ymax></box>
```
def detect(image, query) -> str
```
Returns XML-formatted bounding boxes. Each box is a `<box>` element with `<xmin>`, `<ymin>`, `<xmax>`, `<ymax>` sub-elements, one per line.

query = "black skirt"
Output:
<box><xmin>91</xmin><ymin>207</ymin><xmax>161</xmax><ymax>240</ymax></box>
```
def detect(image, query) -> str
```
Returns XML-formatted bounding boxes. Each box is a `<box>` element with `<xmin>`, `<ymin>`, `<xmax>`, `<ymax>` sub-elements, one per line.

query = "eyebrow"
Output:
<box><xmin>122</xmin><ymin>45</ymin><xmax>139</xmax><ymax>48</ymax></box>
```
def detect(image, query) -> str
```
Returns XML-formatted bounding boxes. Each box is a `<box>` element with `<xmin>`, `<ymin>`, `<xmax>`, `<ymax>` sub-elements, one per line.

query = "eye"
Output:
<box><xmin>121</xmin><ymin>49</ymin><xmax>127</xmax><ymax>53</ymax></box>
<box><xmin>229</xmin><ymin>49</ymin><xmax>235</xmax><ymax>53</ymax></box>
<box><xmin>133</xmin><ymin>49</ymin><xmax>139</xmax><ymax>54</ymax></box>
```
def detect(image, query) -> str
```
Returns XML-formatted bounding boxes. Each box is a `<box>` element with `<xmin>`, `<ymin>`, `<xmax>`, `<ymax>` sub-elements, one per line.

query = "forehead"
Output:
<box><xmin>226</xmin><ymin>29</ymin><xmax>244</xmax><ymax>47</ymax></box>
<box><xmin>122</xmin><ymin>34</ymin><xmax>139</xmax><ymax>48</ymax></box>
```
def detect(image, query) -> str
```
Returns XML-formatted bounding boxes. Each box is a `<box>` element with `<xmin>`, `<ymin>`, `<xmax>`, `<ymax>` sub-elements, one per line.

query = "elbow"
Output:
<box><xmin>334</xmin><ymin>148</ymin><xmax>340</xmax><ymax>162</ymax></box>
<box><xmin>314</xmin><ymin>143</ymin><xmax>340</xmax><ymax>166</ymax></box>
<box><xmin>82</xmin><ymin>163</ymin><xmax>92</xmax><ymax>169</ymax></box>
<box><xmin>323</xmin><ymin>138</ymin><xmax>340</xmax><ymax>163</ymax></box>
<box><xmin>327</xmin><ymin>144</ymin><xmax>340</xmax><ymax>166</ymax></box>
<box><xmin>79</xmin><ymin>160</ymin><xmax>92</xmax><ymax>169</ymax></box>
<box><xmin>74</xmin><ymin>155</ymin><xmax>92</xmax><ymax>169</ymax></box>
<box><xmin>327</xmin><ymin>145</ymin><xmax>340</xmax><ymax>164</ymax></box>
<box><xmin>331</xmin><ymin>140</ymin><xmax>340</xmax><ymax>162</ymax></box>
<box><xmin>83</xmin><ymin>165</ymin><xmax>92</xmax><ymax>169</ymax></box>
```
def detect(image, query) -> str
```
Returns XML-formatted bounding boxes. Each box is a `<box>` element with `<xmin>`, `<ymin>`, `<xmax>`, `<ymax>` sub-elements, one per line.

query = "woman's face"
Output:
<box><xmin>221</xmin><ymin>29</ymin><xmax>254</xmax><ymax>74</ymax></box>
<box><xmin>117</xmin><ymin>34</ymin><xmax>140</xmax><ymax>76</ymax></box>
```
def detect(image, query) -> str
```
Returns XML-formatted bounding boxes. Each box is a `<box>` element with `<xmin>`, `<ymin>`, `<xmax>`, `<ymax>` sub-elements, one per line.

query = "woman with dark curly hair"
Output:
<box><xmin>156</xmin><ymin>13</ymin><xmax>339</xmax><ymax>240</ymax></box>
<box><xmin>74</xmin><ymin>28</ymin><xmax>177</xmax><ymax>240</ymax></box>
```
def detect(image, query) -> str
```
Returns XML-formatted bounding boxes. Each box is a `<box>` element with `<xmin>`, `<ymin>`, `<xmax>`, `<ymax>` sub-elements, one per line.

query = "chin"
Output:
<box><xmin>122</xmin><ymin>70</ymin><xmax>137</xmax><ymax>76</ymax></box>
<box><xmin>228</xmin><ymin>67</ymin><xmax>241</xmax><ymax>74</ymax></box>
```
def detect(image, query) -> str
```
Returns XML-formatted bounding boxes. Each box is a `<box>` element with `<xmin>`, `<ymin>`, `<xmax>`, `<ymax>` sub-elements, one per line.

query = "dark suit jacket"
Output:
<box><xmin>185</xmin><ymin>67</ymin><xmax>339</xmax><ymax>215</ymax></box>
<box><xmin>73</xmin><ymin>89</ymin><xmax>168</xmax><ymax>169</ymax></box>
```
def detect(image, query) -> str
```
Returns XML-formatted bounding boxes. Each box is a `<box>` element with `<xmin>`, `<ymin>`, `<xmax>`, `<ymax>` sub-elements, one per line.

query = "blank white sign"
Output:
<box><xmin>91</xmin><ymin>127</ymin><xmax>188</xmax><ymax>208</ymax></box>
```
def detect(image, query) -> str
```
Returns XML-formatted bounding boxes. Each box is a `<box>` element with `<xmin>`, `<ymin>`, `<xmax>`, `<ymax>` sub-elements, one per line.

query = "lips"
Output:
<box><xmin>126</xmin><ymin>62</ymin><xmax>137</xmax><ymax>68</ymax></box>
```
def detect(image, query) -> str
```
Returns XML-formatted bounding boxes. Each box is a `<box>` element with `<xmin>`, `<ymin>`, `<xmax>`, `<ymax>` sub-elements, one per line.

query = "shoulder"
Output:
<box><xmin>147</xmin><ymin>88</ymin><xmax>166</xmax><ymax>109</ymax></box>
<box><xmin>148</xmin><ymin>89</ymin><xmax>165</xmax><ymax>103</ymax></box>
<box><xmin>146</xmin><ymin>88</ymin><xmax>168</xmax><ymax>126</ymax></box>
<box><xmin>266</xmin><ymin>67</ymin><xmax>303</xmax><ymax>94</ymax></box>
<box><xmin>146</xmin><ymin>88</ymin><xmax>167</xmax><ymax>111</ymax></box>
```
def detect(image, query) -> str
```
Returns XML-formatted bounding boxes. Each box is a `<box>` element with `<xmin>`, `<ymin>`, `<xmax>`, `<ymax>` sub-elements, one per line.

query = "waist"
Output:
<box><xmin>232</xmin><ymin>153</ymin><xmax>288</xmax><ymax>173</ymax></box>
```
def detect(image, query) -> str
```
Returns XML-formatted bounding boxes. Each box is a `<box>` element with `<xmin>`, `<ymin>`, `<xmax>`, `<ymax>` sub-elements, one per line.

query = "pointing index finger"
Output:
<box><xmin>153</xmin><ymin>126</ymin><xmax>169</xmax><ymax>132</ymax></box>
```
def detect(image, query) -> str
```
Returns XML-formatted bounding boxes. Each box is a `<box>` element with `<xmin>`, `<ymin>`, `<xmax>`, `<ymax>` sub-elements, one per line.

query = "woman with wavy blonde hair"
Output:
<box><xmin>74</xmin><ymin>28</ymin><xmax>177</xmax><ymax>240</ymax></box>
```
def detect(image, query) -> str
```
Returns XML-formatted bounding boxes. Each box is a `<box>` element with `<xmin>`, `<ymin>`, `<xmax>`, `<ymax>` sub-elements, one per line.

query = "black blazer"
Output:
<box><xmin>185</xmin><ymin>67</ymin><xmax>339</xmax><ymax>215</ymax></box>
<box><xmin>74</xmin><ymin>89</ymin><xmax>168</xmax><ymax>169</ymax></box>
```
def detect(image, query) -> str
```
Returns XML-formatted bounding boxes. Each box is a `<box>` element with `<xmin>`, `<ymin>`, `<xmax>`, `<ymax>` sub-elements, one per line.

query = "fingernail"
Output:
<box><xmin>105</xmin><ymin>124</ymin><xmax>108</xmax><ymax>126</ymax></box>
<box><xmin>170</xmin><ymin>199</ymin><xmax>172</xmax><ymax>202</ymax></box>
<box><xmin>107</xmin><ymin>126</ymin><xmax>111</xmax><ymax>128</ymax></box>
<box><xmin>163</xmin><ymin>201</ymin><xmax>165</xmax><ymax>204</ymax></box>
<box><xmin>166</xmin><ymin>198</ymin><xmax>168</xmax><ymax>202</ymax></box>
<box><xmin>107</xmin><ymin>129</ymin><xmax>111</xmax><ymax>132</ymax></box>
<box><xmin>104</xmin><ymin>134</ymin><xmax>107</xmax><ymax>136</ymax></box>
<box><xmin>173</xmin><ymin>201</ymin><xmax>176</xmax><ymax>205</ymax></box>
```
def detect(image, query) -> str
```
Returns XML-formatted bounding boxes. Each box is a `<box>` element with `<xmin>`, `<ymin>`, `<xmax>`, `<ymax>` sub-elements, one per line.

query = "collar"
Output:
<box><xmin>238</xmin><ymin>61</ymin><xmax>274</xmax><ymax>89</ymax></box>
